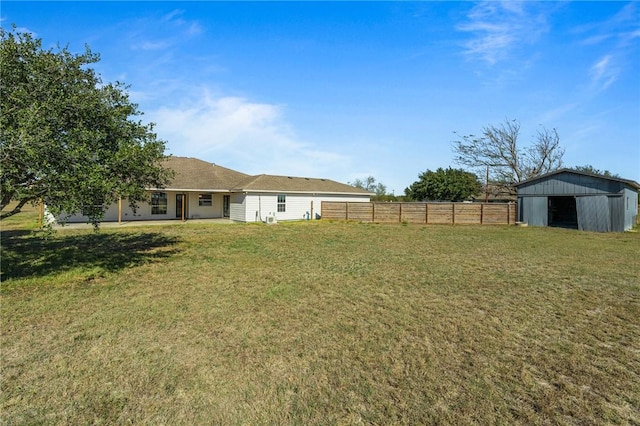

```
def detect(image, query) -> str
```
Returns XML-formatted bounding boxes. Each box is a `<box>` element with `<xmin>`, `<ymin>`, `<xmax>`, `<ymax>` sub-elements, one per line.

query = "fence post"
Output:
<box><xmin>480</xmin><ymin>203</ymin><xmax>484</xmax><ymax>225</ymax></box>
<box><xmin>372</xmin><ymin>202</ymin><xmax>375</xmax><ymax>222</ymax></box>
<box><xmin>399</xmin><ymin>203</ymin><xmax>402</xmax><ymax>223</ymax></box>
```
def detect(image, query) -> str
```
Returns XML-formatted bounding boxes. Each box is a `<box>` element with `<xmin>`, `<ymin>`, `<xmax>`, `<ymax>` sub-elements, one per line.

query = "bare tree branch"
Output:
<box><xmin>453</xmin><ymin>118</ymin><xmax>565</xmax><ymax>195</ymax></box>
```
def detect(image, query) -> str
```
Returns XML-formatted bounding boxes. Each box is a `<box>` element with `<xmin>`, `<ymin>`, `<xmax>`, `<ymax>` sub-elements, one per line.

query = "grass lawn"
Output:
<box><xmin>2</xmin><ymin>208</ymin><xmax>639</xmax><ymax>425</ymax></box>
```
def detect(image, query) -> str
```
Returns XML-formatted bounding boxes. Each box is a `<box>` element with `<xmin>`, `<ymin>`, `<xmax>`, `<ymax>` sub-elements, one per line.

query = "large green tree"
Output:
<box><xmin>404</xmin><ymin>167</ymin><xmax>482</xmax><ymax>202</ymax></box>
<box><xmin>0</xmin><ymin>27</ymin><xmax>172</xmax><ymax>225</ymax></box>
<box><xmin>571</xmin><ymin>165</ymin><xmax>620</xmax><ymax>178</ymax></box>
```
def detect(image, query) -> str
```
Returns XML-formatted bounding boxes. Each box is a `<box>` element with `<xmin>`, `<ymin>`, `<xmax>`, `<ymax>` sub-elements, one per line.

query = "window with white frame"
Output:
<box><xmin>277</xmin><ymin>194</ymin><xmax>286</xmax><ymax>212</ymax></box>
<box><xmin>199</xmin><ymin>194</ymin><xmax>212</xmax><ymax>206</ymax></box>
<box><xmin>151</xmin><ymin>192</ymin><xmax>167</xmax><ymax>215</ymax></box>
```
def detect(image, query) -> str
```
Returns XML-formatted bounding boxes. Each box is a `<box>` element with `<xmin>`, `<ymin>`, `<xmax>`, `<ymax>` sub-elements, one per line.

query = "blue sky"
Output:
<box><xmin>3</xmin><ymin>1</ymin><xmax>639</xmax><ymax>193</ymax></box>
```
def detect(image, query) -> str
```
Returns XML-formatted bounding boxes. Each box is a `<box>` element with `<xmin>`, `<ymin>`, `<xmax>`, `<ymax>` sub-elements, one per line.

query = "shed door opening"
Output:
<box><xmin>548</xmin><ymin>196</ymin><xmax>577</xmax><ymax>229</ymax></box>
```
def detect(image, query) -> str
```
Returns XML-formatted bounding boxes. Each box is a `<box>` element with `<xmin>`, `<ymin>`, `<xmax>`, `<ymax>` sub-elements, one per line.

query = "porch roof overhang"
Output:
<box><xmin>147</xmin><ymin>188</ymin><xmax>231</xmax><ymax>193</ymax></box>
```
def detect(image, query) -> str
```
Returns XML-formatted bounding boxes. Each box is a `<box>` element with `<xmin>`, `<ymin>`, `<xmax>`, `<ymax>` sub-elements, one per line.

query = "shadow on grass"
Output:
<box><xmin>1</xmin><ymin>230</ymin><xmax>181</xmax><ymax>280</ymax></box>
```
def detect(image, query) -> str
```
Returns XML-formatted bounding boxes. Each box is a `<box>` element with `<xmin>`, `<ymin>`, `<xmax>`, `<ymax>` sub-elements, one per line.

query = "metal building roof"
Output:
<box><xmin>514</xmin><ymin>168</ymin><xmax>640</xmax><ymax>190</ymax></box>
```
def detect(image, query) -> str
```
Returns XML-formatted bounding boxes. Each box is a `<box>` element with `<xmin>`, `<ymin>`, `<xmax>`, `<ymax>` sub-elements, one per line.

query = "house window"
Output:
<box><xmin>199</xmin><ymin>194</ymin><xmax>212</xmax><ymax>206</ymax></box>
<box><xmin>151</xmin><ymin>192</ymin><xmax>167</xmax><ymax>215</ymax></box>
<box><xmin>81</xmin><ymin>204</ymin><xmax>103</xmax><ymax>218</ymax></box>
<box><xmin>277</xmin><ymin>194</ymin><xmax>286</xmax><ymax>212</ymax></box>
<box><xmin>81</xmin><ymin>196</ymin><xmax>105</xmax><ymax>217</ymax></box>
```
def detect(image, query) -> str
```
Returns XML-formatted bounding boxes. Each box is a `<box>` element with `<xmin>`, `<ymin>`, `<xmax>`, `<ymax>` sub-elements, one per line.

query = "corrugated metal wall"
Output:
<box><xmin>576</xmin><ymin>196</ymin><xmax>611</xmax><ymax>232</ymax></box>
<box><xmin>517</xmin><ymin>171</ymin><xmax>639</xmax><ymax>232</ymax></box>
<box><xmin>517</xmin><ymin>173</ymin><xmax>623</xmax><ymax>196</ymax></box>
<box><xmin>609</xmin><ymin>196</ymin><xmax>625</xmax><ymax>232</ymax></box>
<box><xmin>522</xmin><ymin>197</ymin><xmax>548</xmax><ymax>227</ymax></box>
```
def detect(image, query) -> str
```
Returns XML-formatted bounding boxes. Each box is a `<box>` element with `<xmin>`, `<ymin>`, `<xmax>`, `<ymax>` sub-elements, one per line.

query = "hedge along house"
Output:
<box><xmin>61</xmin><ymin>156</ymin><xmax>371</xmax><ymax>223</ymax></box>
<box><xmin>514</xmin><ymin>169</ymin><xmax>639</xmax><ymax>232</ymax></box>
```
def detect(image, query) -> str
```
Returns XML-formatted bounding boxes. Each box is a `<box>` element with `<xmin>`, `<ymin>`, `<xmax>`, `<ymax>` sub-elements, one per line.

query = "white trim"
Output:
<box><xmin>234</xmin><ymin>189</ymin><xmax>373</xmax><ymax>196</ymax></box>
<box><xmin>147</xmin><ymin>187</ymin><xmax>231</xmax><ymax>192</ymax></box>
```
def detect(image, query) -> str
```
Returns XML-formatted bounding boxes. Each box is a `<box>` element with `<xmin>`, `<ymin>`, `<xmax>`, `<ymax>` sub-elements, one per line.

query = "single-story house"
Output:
<box><xmin>63</xmin><ymin>156</ymin><xmax>372</xmax><ymax>223</ymax></box>
<box><xmin>473</xmin><ymin>183</ymin><xmax>517</xmax><ymax>203</ymax></box>
<box><xmin>514</xmin><ymin>168</ymin><xmax>639</xmax><ymax>232</ymax></box>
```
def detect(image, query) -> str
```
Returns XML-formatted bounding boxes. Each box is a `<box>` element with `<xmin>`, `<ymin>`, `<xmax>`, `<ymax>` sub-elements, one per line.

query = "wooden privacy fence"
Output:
<box><xmin>321</xmin><ymin>202</ymin><xmax>517</xmax><ymax>225</ymax></box>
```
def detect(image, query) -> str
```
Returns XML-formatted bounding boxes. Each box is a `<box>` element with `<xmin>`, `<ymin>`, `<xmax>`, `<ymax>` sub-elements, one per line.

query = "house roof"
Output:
<box><xmin>472</xmin><ymin>183</ymin><xmax>517</xmax><ymax>202</ymax></box>
<box><xmin>233</xmin><ymin>174</ymin><xmax>372</xmax><ymax>195</ymax></box>
<box><xmin>158</xmin><ymin>156</ymin><xmax>371</xmax><ymax>195</ymax></box>
<box><xmin>513</xmin><ymin>168</ymin><xmax>640</xmax><ymax>190</ymax></box>
<box><xmin>160</xmin><ymin>156</ymin><xmax>250</xmax><ymax>191</ymax></box>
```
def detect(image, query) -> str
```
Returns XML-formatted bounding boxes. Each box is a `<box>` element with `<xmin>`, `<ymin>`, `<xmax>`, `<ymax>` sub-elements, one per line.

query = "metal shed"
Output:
<box><xmin>514</xmin><ymin>169</ymin><xmax>639</xmax><ymax>232</ymax></box>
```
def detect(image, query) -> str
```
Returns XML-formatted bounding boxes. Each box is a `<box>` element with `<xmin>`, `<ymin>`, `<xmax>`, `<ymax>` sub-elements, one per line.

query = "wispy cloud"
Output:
<box><xmin>131</xmin><ymin>40</ymin><xmax>172</xmax><ymax>51</ymax></box>
<box><xmin>574</xmin><ymin>2</ymin><xmax>638</xmax><ymax>92</ymax></box>
<box><xmin>575</xmin><ymin>2</ymin><xmax>639</xmax><ymax>46</ymax></box>
<box><xmin>120</xmin><ymin>10</ymin><xmax>348</xmax><ymax>180</ymax></box>
<box><xmin>162</xmin><ymin>9</ymin><xmax>184</xmax><ymax>23</ymax></box>
<box><xmin>538</xmin><ymin>103</ymin><xmax>579</xmax><ymax>124</ymax></box>
<box><xmin>457</xmin><ymin>1</ymin><xmax>550</xmax><ymax>66</ymax></box>
<box><xmin>148</xmin><ymin>91</ymin><xmax>348</xmax><ymax>178</ymax></box>
<box><xmin>125</xmin><ymin>9</ymin><xmax>203</xmax><ymax>53</ymax></box>
<box><xmin>162</xmin><ymin>9</ymin><xmax>203</xmax><ymax>36</ymax></box>
<box><xmin>589</xmin><ymin>54</ymin><xmax>619</xmax><ymax>91</ymax></box>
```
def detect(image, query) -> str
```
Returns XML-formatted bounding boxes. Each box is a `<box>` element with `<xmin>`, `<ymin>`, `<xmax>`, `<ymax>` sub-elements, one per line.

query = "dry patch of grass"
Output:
<box><xmin>2</xmin><ymin>219</ymin><xmax>639</xmax><ymax>424</ymax></box>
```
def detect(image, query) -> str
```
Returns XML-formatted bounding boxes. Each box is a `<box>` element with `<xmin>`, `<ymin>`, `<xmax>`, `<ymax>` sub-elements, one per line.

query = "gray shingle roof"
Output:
<box><xmin>158</xmin><ymin>157</ymin><xmax>370</xmax><ymax>195</ymax></box>
<box><xmin>160</xmin><ymin>157</ymin><xmax>250</xmax><ymax>191</ymax></box>
<box><xmin>233</xmin><ymin>174</ymin><xmax>372</xmax><ymax>194</ymax></box>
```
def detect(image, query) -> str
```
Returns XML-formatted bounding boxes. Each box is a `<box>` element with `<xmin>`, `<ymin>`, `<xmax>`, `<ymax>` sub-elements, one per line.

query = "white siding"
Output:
<box><xmin>62</xmin><ymin>191</ymin><xmax>227</xmax><ymax>223</ymax></box>
<box><xmin>230</xmin><ymin>193</ymin><xmax>247</xmax><ymax>222</ymax></box>
<box><xmin>61</xmin><ymin>191</ymin><xmax>370</xmax><ymax>223</ymax></box>
<box><xmin>187</xmin><ymin>193</ymin><xmax>224</xmax><ymax>219</ymax></box>
<box><xmin>63</xmin><ymin>197</ymin><xmax>160</xmax><ymax>223</ymax></box>
<box><xmin>238</xmin><ymin>192</ymin><xmax>370</xmax><ymax>222</ymax></box>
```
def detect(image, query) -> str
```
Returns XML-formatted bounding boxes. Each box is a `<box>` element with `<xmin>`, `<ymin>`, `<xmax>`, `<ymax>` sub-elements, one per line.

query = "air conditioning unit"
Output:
<box><xmin>266</xmin><ymin>214</ymin><xmax>277</xmax><ymax>224</ymax></box>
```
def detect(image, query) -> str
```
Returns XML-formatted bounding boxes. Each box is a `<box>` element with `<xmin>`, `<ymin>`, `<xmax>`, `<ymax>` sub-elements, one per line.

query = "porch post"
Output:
<box><xmin>118</xmin><ymin>197</ymin><xmax>122</xmax><ymax>224</ymax></box>
<box><xmin>182</xmin><ymin>193</ymin><xmax>186</xmax><ymax>222</ymax></box>
<box><xmin>38</xmin><ymin>199</ymin><xmax>44</xmax><ymax>227</ymax></box>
